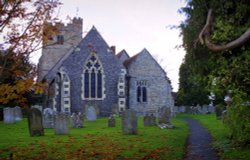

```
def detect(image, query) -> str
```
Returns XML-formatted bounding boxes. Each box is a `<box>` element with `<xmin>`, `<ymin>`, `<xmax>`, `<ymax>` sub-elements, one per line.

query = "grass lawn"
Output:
<box><xmin>0</xmin><ymin>117</ymin><xmax>188</xmax><ymax>160</ymax></box>
<box><xmin>178</xmin><ymin>113</ymin><xmax>250</xmax><ymax>160</ymax></box>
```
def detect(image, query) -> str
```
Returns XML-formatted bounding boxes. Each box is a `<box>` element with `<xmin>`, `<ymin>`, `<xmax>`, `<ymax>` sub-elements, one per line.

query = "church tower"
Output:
<box><xmin>38</xmin><ymin>17</ymin><xmax>83</xmax><ymax>81</ymax></box>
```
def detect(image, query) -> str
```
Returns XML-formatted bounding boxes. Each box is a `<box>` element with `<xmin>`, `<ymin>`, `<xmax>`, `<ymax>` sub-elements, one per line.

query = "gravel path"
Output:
<box><xmin>184</xmin><ymin>118</ymin><xmax>219</xmax><ymax>160</ymax></box>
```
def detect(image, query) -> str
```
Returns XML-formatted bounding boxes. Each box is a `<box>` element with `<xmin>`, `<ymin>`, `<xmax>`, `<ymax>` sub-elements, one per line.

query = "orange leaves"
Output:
<box><xmin>0</xmin><ymin>78</ymin><xmax>45</xmax><ymax>106</ymax></box>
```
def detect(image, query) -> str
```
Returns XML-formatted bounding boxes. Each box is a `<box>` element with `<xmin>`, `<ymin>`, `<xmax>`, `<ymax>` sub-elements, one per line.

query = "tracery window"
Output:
<box><xmin>83</xmin><ymin>53</ymin><xmax>104</xmax><ymax>100</ymax></box>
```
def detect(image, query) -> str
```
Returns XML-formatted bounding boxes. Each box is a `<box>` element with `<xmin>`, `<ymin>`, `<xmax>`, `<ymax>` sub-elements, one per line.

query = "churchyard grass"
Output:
<box><xmin>0</xmin><ymin>117</ymin><xmax>188</xmax><ymax>159</ymax></box>
<box><xmin>179</xmin><ymin>113</ymin><xmax>250</xmax><ymax>160</ymax></box>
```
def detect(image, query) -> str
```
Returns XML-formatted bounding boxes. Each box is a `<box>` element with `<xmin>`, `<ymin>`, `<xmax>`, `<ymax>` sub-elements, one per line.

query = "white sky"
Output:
<box><xmin>33</xmin><ymin>0</ymin><xmax>187</xmax><ymax>92</ymax></box>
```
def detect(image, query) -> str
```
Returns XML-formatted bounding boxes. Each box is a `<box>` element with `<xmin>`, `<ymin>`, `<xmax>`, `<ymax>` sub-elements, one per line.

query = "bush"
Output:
<box><xmin>225</xmin><ymin>92</ymin><xmax>250</xmax><ymax>147</ymax></box>
<box><xmin>215</xmin><ymin>104</ymin><xmax>225</xmax><ymax>119</ymax></box>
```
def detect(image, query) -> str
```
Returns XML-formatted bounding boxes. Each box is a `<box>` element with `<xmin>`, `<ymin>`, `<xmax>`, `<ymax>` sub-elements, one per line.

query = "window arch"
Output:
<box><xmin>82</xmin><ymin>53</ymin><xmax>105</xmax><ymax>100</ymax></box>
<box><xmin>136</xmin><ymin>80</ymin><xmax>147</xmax><ymax>103</ymax></box>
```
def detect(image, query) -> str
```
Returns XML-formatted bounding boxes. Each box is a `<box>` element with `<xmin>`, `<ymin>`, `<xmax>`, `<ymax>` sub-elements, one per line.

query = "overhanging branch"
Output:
<box><xmin>199</xmin><ymin>9</ymin><xmax>250</xmax><ymax>52</ymax></box>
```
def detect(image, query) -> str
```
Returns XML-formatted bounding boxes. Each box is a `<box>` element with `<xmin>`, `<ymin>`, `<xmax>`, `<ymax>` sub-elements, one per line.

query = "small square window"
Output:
<box><xmin>64</xmin><ymin>91</ymin><xmax>68</xmax><ymax>95</ymax></box>
<box><xmin>119</xmin><ymin>91</ymin><xmax>124</xmax><ymax>96</ymax></box>
<box><xmin>119</xmin><ymin>85</ymin><xmax>123</xmax><ymax>89</ymax></box>
<box><xmin>65</xmin><ymin>108</ymin><xmax>69</xmax><ymax>112</ymax></box>
<box><xmin>64</xmin><ymin>84</ymin><xmax>69</xmax><ymax>88</ymax></box>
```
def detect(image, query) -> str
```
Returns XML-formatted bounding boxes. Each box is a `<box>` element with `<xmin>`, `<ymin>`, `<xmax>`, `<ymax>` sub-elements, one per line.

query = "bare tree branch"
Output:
<box><xmin>199</xmin><ymin>9</ymin><xmax>250</xmax><ymax>52</ymax></box>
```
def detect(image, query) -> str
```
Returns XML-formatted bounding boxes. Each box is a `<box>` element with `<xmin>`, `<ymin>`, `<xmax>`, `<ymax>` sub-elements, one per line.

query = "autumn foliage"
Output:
<box><xmin>0</xmin><ymin>0</ymin><xmax>61</xmax><ymax>107</ymax></box>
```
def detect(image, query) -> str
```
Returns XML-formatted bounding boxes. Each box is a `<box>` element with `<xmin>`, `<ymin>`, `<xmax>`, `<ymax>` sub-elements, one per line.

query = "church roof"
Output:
<box><xmin>123</xmin><ymin>48</ymin><xmax>150</xmax><ymax>67</ymax></box>
<box><xmin>116</xmin><ymin>49</ymin><xmax>129</xmax><ymax>58</ymax></box>
<box><xmin>44</xmin><ymin>26</ymin><xmax>110</xmax><ymax>82</ymax></box>
<box><xmin>123</xmin><ymin>48</ymin><xmax>167</xmax><ymax>76</ymax></box>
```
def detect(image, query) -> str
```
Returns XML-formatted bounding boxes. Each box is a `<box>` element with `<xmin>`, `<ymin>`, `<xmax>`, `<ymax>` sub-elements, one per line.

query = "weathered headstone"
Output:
<box><xmin>43</xmin><ymin>108</ymin><xmax>54</xmax><ymax>128</ymax></box>
<box><xmin>158</xmin><ymin>107</ymin><xmax>174</xmax><ymax>129</ymax></box>
<box><xmin>158</xmin><ymin>107</ymin><xmax>171</xmax><ymax>124</ymax></box>
<box><xmin>28</xmin><ymin>108</ymin><xmax>44</xmax><ymax>136</ymax></box>
<box><xmin>149</xmin><ymin>113</ymin><xmax>156</xmax><ymax>126</ymax></box>
<box><xmin>71</xmin><ymin>112</ymin><xmax>84</xmax><ymax>128</ymax></box>
<box><xmin>31</xmin><ymin>105</ymin><xmax>42</xmax><ymax>112</ymax></box>
<box><xmin>54</xmin><ymin>113</ymin><xmax>70</xmax><ymax>134</ymax></box>
<box><xmin>86</xmin><ymin>106</ymin><xmax>97</xmax><ymax>121</ymax></box>
<box><xmin>14</xmin><ymin>106</ymin><xmax>23</xmax><ymax>121</ymax></box>
<box><xmin>108</xmin><ymin>115</ymin><xmax>115</xmax><ymax>127</ymax></box>
<box><xmin>143</xmin><ymin>113</ymin><xmax>151</xmax><ymax>126</ymax></box>
<box><xmin>122</xmin><ymin>109</ymin><xmax>137</xmax><ymax>134</ymax></box>
<box><xmin>3</xmin><ymin>107</ymin><xmax>15</xmax><ymax>124</ymax></box>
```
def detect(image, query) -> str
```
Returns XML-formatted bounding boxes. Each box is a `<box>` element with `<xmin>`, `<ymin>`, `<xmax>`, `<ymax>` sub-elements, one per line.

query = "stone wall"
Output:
<box><xmin>127</xmin><ymin>49</ymin><xmax>174</xmax><ymax>115</ymax></box>
<box><xmin>38</xmin><ymin>18</ymin><xmax>83</xmax><ymax>81</ymax></box>
<box><xmin>51</xmin><ymin>27</ymin><xmax>125</xmax><ymax>116</ymax></box>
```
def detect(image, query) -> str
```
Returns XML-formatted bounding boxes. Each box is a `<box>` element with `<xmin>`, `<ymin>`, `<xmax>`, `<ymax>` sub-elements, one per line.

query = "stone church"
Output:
<box><xmin>38</xmin><ymin>17</ymin><xmax>174</xmax><ymax>116</ymax></box>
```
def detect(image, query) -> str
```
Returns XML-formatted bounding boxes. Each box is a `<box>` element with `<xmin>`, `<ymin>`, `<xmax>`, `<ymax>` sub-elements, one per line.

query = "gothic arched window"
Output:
<box><xmin>136</xmin><ymin>80</ymin><xmax>147</xmax><ymax>103</ymax></box>
<box><xmin>82</xmin><ymin>53</ymin><xmax>104</xmax><ymax>100</ymax></box>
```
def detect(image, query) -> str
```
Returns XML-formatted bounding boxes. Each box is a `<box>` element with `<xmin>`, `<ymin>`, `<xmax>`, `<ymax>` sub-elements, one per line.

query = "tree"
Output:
<box><xmin>178</xmin><ymin>0</ymin><xmax>250</xmax><ymax>146</ymax></box>
<box><xmin>0</xmin><ymin>0</ymin><xmax>61</xmax><ymax>107</ymax></box>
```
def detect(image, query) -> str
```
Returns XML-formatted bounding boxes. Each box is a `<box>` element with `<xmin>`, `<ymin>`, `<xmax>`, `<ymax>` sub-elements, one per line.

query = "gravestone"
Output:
<box><xmin>14</xmin><ymin>106</ymin><xmax>23</xmax><ymax>121</ymax></box>
<box><xmin>71</xmin><ymin>112</ymin><xmax>84</xmax><ymax>128</ymax></box>
<box><xmin>158</xmin><ymin>107</ymin><xmax>174</xmax><ymax>129</ymax></box>
<box><xmin>54</xmin><ymin>113</ymin><xmax>70</xmax><ymax>134</ymax></box>
<box><xmin>108</xmin><ymin>115</ymin><xmax>115</xmax><ymax>127</ymax></box>
<box><xmin>43</xmin><ymin>108</ymin><xmax>54</xmax><ymax>128</ymax></box>
<box><xmin>197</xmin><ymin>105</ymin><xmax>202</xmax><ymax>114</ymax></box>
<box><xmin>31</xmin><ymin>105</ymin><xmax>42</xmax><ymax>112</ymax></box>
<box><xmin>28</xmin><ymin>108</ymin><xmax>44</xmax><ymax>136</ymax></box>
<box><xmin>149</xmin><ymin>113</ymin><xmax>156</xmax><ymax>126</ymax></box>
<box><xmin>158</xmin><ymin>107</ymin><xmax>171</xmax><ymax>124</ymax></box>
<box><xmin>143</xmin><ymin>113</ymin><xmax>151</xmax><ymax>126</ymax></box>
<box><xmin>122</xmin><ymin>109</ymin><xmax>137</xmax><ymax>135</ymax></box>
<box><xmin>4</xmin><ymin>107</ymin><xmax>15</xmax><ymax>124</ymax></box>
<box><xmin>86</xmin><ymin>106</ymin><xmax>97</xmax><ymax>121</ymax></box>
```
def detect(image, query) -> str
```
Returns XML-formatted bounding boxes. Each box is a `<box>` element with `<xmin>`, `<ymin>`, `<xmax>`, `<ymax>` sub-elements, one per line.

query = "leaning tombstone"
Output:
<box><xmin>43</xmin><ymin>108</ymin><xmax>54</xmax><ymax>128</ymax></box>
<box><xmin>54</xmin><ymin>113</ymin><xmax>70</xmax><ymax>135</ymax></box>
<box><xmin>143</xmin><ymin>113</ymin><xmax>151</xmax><ymax>126</ymax></box>
<box><xmin>14</xmin><ymin>106</ymin><xmax>23</xmax><ymax>121</ymax></box>
<box><xmin>28</xmin><ymin>108</ymin><xmax>44</xmax><ymax>136</ymax></box>
<box><xmin>108</xmin><ymin>115</ymin><xmax>115</xmax><ymax>127</ymax></box>
<box><xmin>4</xmin><ymin>107</ymin><xmax>15</xmax><ymax>124</ymax></box>
<box><xmin>121</xmin><ymin>109</ymin><xmax>137</xmax><ymax>134</ymax></box>
<box><xmin>86</xmin><ymin>106</ymin><xmax>97</xmax><ymax>121</ymax></box>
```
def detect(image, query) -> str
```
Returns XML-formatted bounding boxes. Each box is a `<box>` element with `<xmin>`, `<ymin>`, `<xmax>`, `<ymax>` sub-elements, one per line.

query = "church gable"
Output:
<box><xmin>48</xmin><ymin>26</ymin><xmax>125</xmax><ymax>115</ymax></box>
<box><xmin>117</xmin><ymin>49</ymin><xmax>130</xmax><ymax>63</ymax></box>
<box><xmin>125</xmin><ymin>48</ymin><xmax>166</xmax><ymax>77</ymax></box>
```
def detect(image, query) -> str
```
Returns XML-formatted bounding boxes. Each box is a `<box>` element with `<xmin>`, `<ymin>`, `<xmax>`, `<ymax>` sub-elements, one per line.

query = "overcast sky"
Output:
<box><xmin>34</xmin><ymin>0</ymin><xmax>187</xmax><ymax>91</ymax></box>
